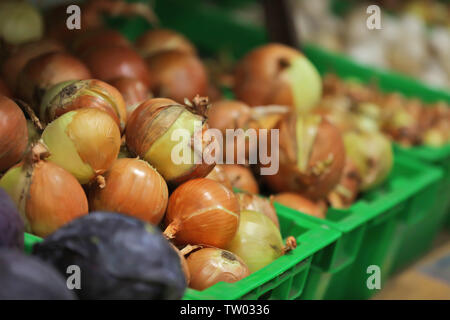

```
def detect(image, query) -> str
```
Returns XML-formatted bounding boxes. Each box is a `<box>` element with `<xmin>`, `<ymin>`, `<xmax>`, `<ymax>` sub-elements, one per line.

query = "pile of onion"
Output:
<box><xmin>109</xmin><ymin>77</ymin><xmax>151</xmax><ymax>117</ymax></box>
<box><xmin>233</xmin><ymin>43</ymin><xmax>322</xmax><ymax>114</ymax></box>
<box><xmin>89</xmin><ymin>158</ymin><xmax>168</xmax><ymax>225</ymax></box>
<box><xmin>272</xmin><ymin>193</ymin><xmax>327</xmax><ymax>219</ymax></box>
<box><xmin>236</xmin><ymin>193</ymin><xmax>279</xmax><ymax>229</ymax></box>
<box><xmin>71</xmin><ymin>29</ymin><xmax>131</xmax><ymax>56</ymax></box>
<box><xmin>0</xmin><ymin>144</ymin><xmax>88</xmax><ymax>237</ymax></box>
<box><xmin>41</xmin><ymin>108</ymin><xmax>121</xmax><ymax>184</ymax></box>
<box><xmin>164</xmin><ymin>178</ymin><xmax>240</xmax><ymax>248</ymax></box>
<box><xmin>40</xmin><ymin>79</ymin><xmax>127</xmax><ymax>132</ymax></box>
<box><xmin>186</xmin><ymin>247</ymin><xmax>249</xmax><ymax>290</ymax></box>
<box><xmin>221</xmin><ymin>165</ymin><xmax>259</xmax><ymax>194</ymax></box>
<box><xmin>136</xmin><ymin>29</ymin><xmax>197</xmax><ymax>58</ymax></box>
<box><xmin>0</xmin><ymin>96</ymin><xmax>28</xmax><ymax>172</ymax></box>
<box><xmin>126</xmin><ymin>97</ymin><xmax>215</xmax><ymax>185</ymax></box>
<box><xmin>205</xmin><ymin>164</ymin><xmax>233</xmax><ymax>190</ymax></box>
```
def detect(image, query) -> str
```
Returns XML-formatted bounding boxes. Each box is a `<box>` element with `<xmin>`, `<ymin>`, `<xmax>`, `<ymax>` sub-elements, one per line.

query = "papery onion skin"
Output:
<box><xmin>89</xmin><ymin>158</ymin><xmax>168</xmax><ymax>225</ymax></box>
<box><xmin>170</xmin><ymin>243</ymin><xmax>191</xmax><ymax>285</ymax></box>
<box><xmin>145</xmin><ymin>50</ymin><xmax>208</xmax><ymax>104</ymax></box>
<box><xmin>109</xmin><ymin>77</ymin><xmax>151</xmax><ymax>117</ymax></box>
<box><xmin>0</xmin><ymin>153</ymin><xmax>88</xmax><ymax>238</ymax></box>
<box><xmin>40</xmin><ymin>79</ymin><xmax>127</xmax><ymax>132</ymax></box>
<box><xmin>0</xmin><ymin>96</ymin><xmax>28</xmax><ymax>172</ymax></box>
<box><xmin>186</xmin><ymin>248</ymin><xmax>250</xmax><ymax>290</ymax></box>
<box><xmin>136</xmin><ymin>29</ymin><xmax>197</xmax><ymax>58</ymax></box>
<box><xmin>82</xmin><ymin>45</ymin><xmax>151</xmax><ymax>89</ymax></box>
<box><xmin>272</xmin><ymin>193</ymin><xmax>327</xmax><ymax>219</ymax></box>
<box><xmin>1</xmin><ymin>39</ymin><xmax>64</xmax><ymax>91</ymax></box>
<box><xmin>221</xmin><ymin>165</ymin><xmax>259</xmax><ymax>195</ymax></box>
<box><xmin>206</xmin><ymin>164</ymin><xmax>233</xmax><ymax>190</ymax></box>
<box><xmin>227</xmin><ymin>210</ymin><xmax>283</xmax><ymax>273</ymax></box>
<box><xmin>126</xmin><ymin>98</ymin><xmax>215</xmax><ymax>185</ymax></box>
<box><xmin>42</xmin><ymin>108</ymin><xmax>121</xmax><ymax>184</ymax></box>
<box><xmin>233</xmin><ymin>43</ymin><xmax>322</xmax><ymax>113</ymax></box>
<box><xmin>71</xmin><ymin>29</ymin><xmax>131</xmax><ymax>56</ymax></box>
<box><xmin>237</xmin><ymin>193</ymin><xmax>279</xmax><ymax>229</ymax></box>
<box><xmin>165</xmin><ymin>178</ymin><xmax>240</xmax><ymax>248</ymax></box>
<box><xmin>16</xmin><ymin>52</ymin><xmax>92</xmax><ymax>108</ymax></box>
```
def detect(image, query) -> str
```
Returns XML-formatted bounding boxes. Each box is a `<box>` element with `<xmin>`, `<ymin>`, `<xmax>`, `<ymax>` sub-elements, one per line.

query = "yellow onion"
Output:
<box><xmin>186</xmin><ymin>247</ymin><xmax>249</xmax><ymax>290</ymax></box>
<box><xmin>71</xmin><ymin>29</ymin><xmax>131</xmax><ymax>56</ymax></box>
<box><xmin>0</xmin><ymin>96</ymin><xmax>28</xmax><ymax>172</ymax></box>
<box><xmin>221</xmin><ymin>165</ymin><xmax>259</xmax><ymax>195</ymax></box>
<box><xmin>262</xmin><ymin>113</ymin><xmax>346</xmax><ymax>200</ymax></box>
<box><xmin>236</xmin><ymin>193</ymin><xmax>279</xmax><ymax>229</ymax></box>
<box><xmin>0</xmin><ymin>144</ymin><xmax>88</xmax><ymax>237</ymax></box>
<box><xmin>272</xmin><ymin>193</ymin><xmax>327</xmax><ymax>219</ymax></box>
<box><xmin>164</xmin><ymin>178</ymin><xmax>240</xmax><ymax>248</ymax></box>
<box><xmin>136</xmin><ymin>29</ymin><xmax>197</xmax><ymax>58</ymax></box>
<box><xmin>327</xmin><ymin>158</ymin><xmax>362</xmax><ymax>209</ymax></box>
<box><xmin>227</xmin><ymin>210</ymin><xmax>296</xmax><ymax>273</ymax></box>
<box><xmin>205</xmin><ymin>164</ymin><xmax>233</xmax><ymax>190</ymax></box>
<box><xmin>41</xmin><ymin>108</ymin><xmax>121</xmax><ymax>184</ymax></box>
<box><xmin>126</xmin><ymin>97</ymin><xmax>215</xmax><ymax>185</ymax></box>
<box><xmin>89</xmin><ymin>158</ymin><xmax>168</xmax><ymax>225</ymax></box>
<box><xmin>233</xmin><ymin>43</ymin><xmax>322</xmax><ymax>114</ymax></box>
<box><xmin>109</xmin><ymin>77</ymin><xmax>151</xmax><ymax>117</ymax></box>
<box><xmin>40</xmin><ymin>79</ymin><xmax>127</xmax><ymax>132</ymax></box>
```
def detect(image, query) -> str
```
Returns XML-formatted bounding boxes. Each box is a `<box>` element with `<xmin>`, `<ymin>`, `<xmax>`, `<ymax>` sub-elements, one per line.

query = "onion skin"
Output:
<box><xmin>221</xmin><ymin>165</ymin><xmax>259</xmax><ymax>194</ymax></box>
<box><xmin>0</xmin><ymin>148</ymin><xmax>88</xmax><ymax>237</ymax></box>
<box><xmin>72</xmin><ymin>29</ymin><xmax>131</xmax><ymax>56</ymax></box>
<box><xmin>170</xmin><ymin>243</ymin><xmax>191</xmax><ymax>285</ymax></box>
<box><xmin>164</xmin><ymin>178</ymin><xmax>240</xmax><ymax>248</ymax></box>
<box><xmin>42</xmin><ymin>108</ymin><xmax>121</xmax><ymax>184</ymax></box>
<box><xmin>237</xmin><ymin>193</ymin><xmax>279</xmax><ymax>229</ymax></box>
<box><xmin>272</xmin><ymin>193</ymin><xmax>327</xmax><ymax>219</ymax></box>
<box><xmin>136</xmin><ymin>29</ymin><xmax>196</xmax><ymax>58</ymax></box>
<box><xmin>0</xmin><ymin>96</ymin><xmax>28</xmax><ymax>172</ymax></box>
<box><xmin>126</xmin><ymin>98</ymin><xmax>215</xmax><ymax>185</ymax></box>
<box><xmin>206</xmin><ymin>164</ymin><xmax>233</xmax><ymax>190</ymax></box>
<box><xmin>109</xmin><ymin>77</ymin><xmax>151</xmax><ymax>117</ymax></box>
<box><xmin>16</xmin><ymin>52</ymin><xmax>92</xmax><ymax>108</ymax></box>
<box><xmin>233</xmin><ymin>43</ymin><xmax>322</xmax><ymax>113</ymax></box>
<box><xmin>1</xmin><ymin>39</ymin><xmax>64</xmax><ymax>91</ymax></box>
<box><xmin>40</xmin><ymin>79</ymin><xmax>127</xmax><ymax>132</ymax></box>
<box><xmin>227</xmin><ymin>210</ymin><xmax>283</xmax><ymax>273</ymax></box>
<box><xmin>145</xmin><ymin>51</ymin><xmax>208</xmax><ymax>104</ymax></box>
<box><xmin>327</xmin><ymin>158</ymin><xmax>362</xmax><ymax>209</ymax></box>
<box><xmin>89</xmin><ymin>158</ymin><xmax>168</xmax><ymax>225</ymax></box>
<box><xmin>186</xmin><ymin>248</ymin><xmax>249</xmax><ymax>290</ymax></box>
<box><xmin>82</xmin><ymin>45</ymin><xmax>151</xmax><ymax>89</ymax></box>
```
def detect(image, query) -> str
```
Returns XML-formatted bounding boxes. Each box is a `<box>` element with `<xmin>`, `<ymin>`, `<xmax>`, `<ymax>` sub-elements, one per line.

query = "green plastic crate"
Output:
<box><xmin>23</xmin><ymin>209</ymin><xmax>341</xmax><ymax>300</ymax></box>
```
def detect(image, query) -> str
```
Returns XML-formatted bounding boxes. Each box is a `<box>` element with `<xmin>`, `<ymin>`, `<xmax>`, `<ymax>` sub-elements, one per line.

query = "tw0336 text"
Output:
<box><xmin>180</xmin><ymin>304</ymin><xmax>270</xmax><ymax>317</ymax></box>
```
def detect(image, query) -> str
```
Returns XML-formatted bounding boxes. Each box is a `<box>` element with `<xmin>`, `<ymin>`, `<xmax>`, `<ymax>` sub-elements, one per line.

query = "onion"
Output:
<box><xmin>81</xmin><ymin>45</ymin><xmax>151</xmax><ymax>89</ymax></box>
<box><xmin>126</xmin><ymin>97</ymin><xmax>215</xmax><ymax>185</ymax></box>
<box><xmin>227</xmin><ymin>210</ymin><xmax>296</xmax><ymax>273</ymax></box>
<box><xmin>164</xmin><ymin>178</ymin><xmax>240</xmax><ymax>248</ymax></box>
<box><xmin>0</xmin><ymin>1</ymin><xmax>43</xmax><ymax>46</ymax></box>
<box><xmin>170</xmin><ymin>243</ymin><xmax>191</xmax><ymax>285</ymax></box>
<box><xmin>0</xmin><ymin>96</ymin><xmax>28</xmax><ymax>172</ymax></box>
<box><xmin>1</xmin><ymin>39</ymin><xmax>64</xmax><ymax>91</ymax></box>
<box><xmin>41</xmin><ymin>108</ymin><xmax>121</xmax><ymax>184</ymax></box>
<box><xmin>72</xmin><ymin>29</ymin><xmax>131</xmax><ymax>56</ymax></box>
<box><xmin>89</xmin><ymin>158</ymin><xmax>168</xmax><ymax>225</ymax></box>
<box><xmin>145</xmin><ymin>50</ymin><xmax>208</xmax><ymax>103</ymax></box>
<box><xmin>343</xmin><ymin>130</ymin><xmax>393</xmax><ymax>191</ymax></box>
<box><xmin>233</xmin><ymin>43</ymin><xmax>322</xmax><ymax>114</ymax></box>
<box><xmin>236</xmin><ymin>193</ymin><xmax>279</xmax><ymax>228</ymax></box>
<box><xmin>16</xmin><ymin>52</ymin><xmax>92</xmax><ymax>108</ymax></box>
<box><xmin>0</xmin><ymin>79</ymin><xmax>11</xmax><ymax>98</ymax></box>
<box><xmin>327</xmin><ymin>158</ymin><xmax>362</xmax><ymax>209</ymax></box>
<box><xmin>221</xmin><ymin>165</ymin><xmax>259</xmax><ymax>194</ymax></box>
<box><xmin>40</xmin><ymin>79</ymin><xmax>127</xmax><ymax>132</ymax></box>
<box><xmin>205</xmin><ymin>164</ymin><xmax>233</xmax><ymax>190</ymax></box>
<box><xmin>272</xmin><ymin>193</ymin><xmax>327</xmax><ymax>219</ymax></box>
<box><xmin>186</xmin><ymin>247</ymin><xmax>249</xmax><ymax>290</ymax></box>
<box><xmin>136</xmin><ymin>29</ymin><xmax>197</xmax><ymax>58</ymax></box>
<box><xmin>109</xmin><ymin>77</ymin><xmax>151</xmax><ymax>117</ymax></box>
<box><xmin>0</xmin><ymin>144</ymin><xmax>88</xmax><ymax>237</ymax></box>
<box><xmin>26</xmin><ymin>120</ymin><xmax>40</xmax><ymax>147</ymax></box>
<box><xmin>262</xmin><ymin>113</ymin><xmax>345</xmax><ymax>200</ymax></box>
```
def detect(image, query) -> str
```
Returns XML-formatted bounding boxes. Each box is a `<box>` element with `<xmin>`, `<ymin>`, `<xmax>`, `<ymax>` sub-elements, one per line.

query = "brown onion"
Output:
<box><xmin>0</xmin><ymin>144</ymin><xmax>88</xmax><ymax>237</ymax></box>
<box><xmin>126</xmin><ymin>97</ymin><xmax>215</xmax><ymax>185</ymax></box>
<box><xmin>109</xmin><ymin>77</ymin><xmax>151</xmax><ymax>117</ymax></box>
<box><xmin>0</xmin><ymin>96</ymin><xmax>28</xmax><ymax>172</ymax></box>
<box><xmin>272</xmin><ymin>193</ymin><xmax>327</xmax><ymax>219</ymax></box>
<box><xmin>40</xmin><ymin>79</ymin><xmax>127</xmax><ymax>132</ymax></box>
<box><xmin>237</xmin><ymin>193</ymin><xmax>279</xmax><ymax>229</ymax></box>
<box><xmin>186</xmin><ymin>247</ymin><xmax>249</xmax><ymax>290</ymax></box>
<box><xmin>81</xmin><ymin>45</ymin><xmax>151</xmax><ymax>89</ymax></box>
<box><xmin>145</xmin><ymin>50</ymin><xmax>208</xmax><ymax>103</ymax></box>
<box><xmin>1</xmin><ymin>39</ymin><xmax>64</xmax><ymax>91</ymax></box>
<box><xmin>16</xmin><ymin>52</ymin><xmax>92</xmax><ymax>108</ymax></box>
<box><xmin>164</xmin><ymin>178</ymin><xmax>240</xmax><ymax>248</ymax></box>
<box><xmin>205</xmin><ymin>164</ymin><xmax>233</xmax><ymax>190</ymax></box>
<box><xmin>89</xmin><ymin>158</ymin><xmax>168</xmax><ymax>225</ymax></box>
<box><xmin>72</xmin><ymin>29</ymin><xmax>131</xmax><ymax>56</ymax></box>
<box><xmin>136</xmin><ymin>29</ymin><xmax>196</xmax><ymax>58</ymax></box>
<box><xmin>221</xmin><ymin>165</ymin><xmax>259</xmax><ymax>194</ymax></box>
<box><xmin>327</xmin><ymin>158</ymin><xmax>362</xmax><ymax>209</ymax></box>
